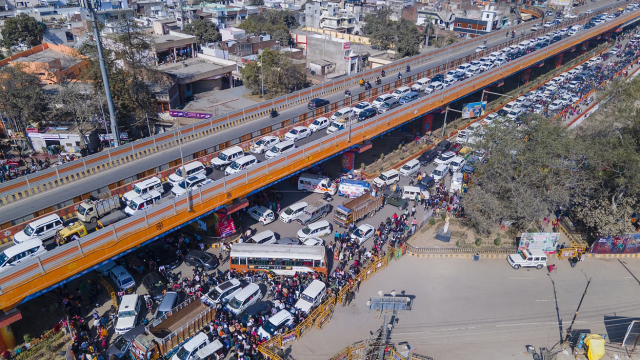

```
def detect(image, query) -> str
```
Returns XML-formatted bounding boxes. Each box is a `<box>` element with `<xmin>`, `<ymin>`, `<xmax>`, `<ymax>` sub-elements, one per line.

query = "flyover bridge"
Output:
<box><xmin>0</xmin><ymin>7</ymin><xmax>637</xmax><ymax>311</ymax></box>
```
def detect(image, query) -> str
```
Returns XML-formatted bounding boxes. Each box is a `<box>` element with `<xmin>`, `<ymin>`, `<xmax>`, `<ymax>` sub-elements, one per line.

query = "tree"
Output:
<box><xmin>1</xmin><ymin>14</ymin><xmax>46</xmax><ymax>50</ymax></box>
<box><xmin>421</xmin><ymin>16</ymin><xmax>435</xmax><ymax>46</ymax></box>
<box><xmin>363</xmin><ymin>9</ymin><xmax>395</xmax><ymax>51</ymax></box>
<box><xmin>238</xmin><ymin>10</ymin><xmax>299</xmax><ymax>46</ymax></box>
<box><xmin>240</xmin><ymin>49</ymin><xmax>308</xmax><ymax>99</ymax></box>
<box><xmin>48</xmin><ymin>82</ymin><xmax>99</xmax><ymax>147</ymax></box>
<box><xmin>396</xmin><ymin>19</ymin><xmax>420</xmax><ymax>58</ymax></box>
<box><xmin>183</xmin><ymin>18</ymin><xmax>221</xmax><ymax>48</ymax></box>
<box><xmin>0</xmin><ymin>65</ymin><xmax>47</xmax><ymax>150</ymax></box>
<box><xmin>249</xmin><ymin>0</ymin><xmax>264</xmax><ymax>5</ymax></box>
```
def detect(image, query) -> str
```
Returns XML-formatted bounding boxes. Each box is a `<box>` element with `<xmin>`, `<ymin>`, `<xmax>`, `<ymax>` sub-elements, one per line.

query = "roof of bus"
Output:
<box><xmin>230</xmin><ymin>243</ymin><xmax>325</xmax><ymax>259</ymax></box>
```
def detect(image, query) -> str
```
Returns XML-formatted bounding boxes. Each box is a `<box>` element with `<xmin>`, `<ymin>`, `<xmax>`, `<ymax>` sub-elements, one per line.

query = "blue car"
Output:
<box><xmin>399</xmin><ymin>91</ymin><xmax>419</xmax><ymax>105</ymax></box>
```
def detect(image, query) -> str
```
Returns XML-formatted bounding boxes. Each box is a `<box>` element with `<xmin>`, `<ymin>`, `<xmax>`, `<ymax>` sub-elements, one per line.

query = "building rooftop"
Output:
<box><xmin>154</xmin><ymin>55</ymin><xmax>236</xmax><ymax>84</ymax></box>
<box><xmin>11</xmin><ymin>48</ymin><xmax>82</xmax><ymax>69</ymax></box>
<box><xmin>151</xmin><ymin>33</ymin><xmax>197</xmax><ymax>44</ymax></box>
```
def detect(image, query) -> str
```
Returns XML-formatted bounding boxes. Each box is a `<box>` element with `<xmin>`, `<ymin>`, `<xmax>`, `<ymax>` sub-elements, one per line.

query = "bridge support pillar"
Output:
<box><xmin>423</xmin><ymin>114</ymin><xmax>433</xmax><ymax>133</ymax></box>
<box><xmin>521</xmin><ymin>68</ymin><xmax>532</xmax><ymax>84</ymax></box>
<box><xmin>554</xmin><ymin>52</ymin><xmax>564</xmax><ymax>69</ymax></box>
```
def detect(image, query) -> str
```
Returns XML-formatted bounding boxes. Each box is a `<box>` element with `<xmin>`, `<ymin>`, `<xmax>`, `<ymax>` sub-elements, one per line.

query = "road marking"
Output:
<box><xmin>509</xmin><ymin>278</ymin><xmax>534</xmax><ymax>279</ymax></box>
<box><xmin>535</xmin><ymin>300</ymin><xmax>549</xmax><ymax>302</ymax></box>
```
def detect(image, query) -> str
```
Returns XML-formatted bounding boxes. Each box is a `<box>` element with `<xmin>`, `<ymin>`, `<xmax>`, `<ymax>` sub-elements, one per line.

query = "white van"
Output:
<box><xmin>411</xmin><ymin>78</ymin><xmax>430</xmax><ymax>92</ymax></box>
<box><xmin>431</xmin><ymin>164</ymin><xmax>448</xmax><ymax>181</ymax></box>
<box><xmin>123</xmin><ymin>177</ymin><xmax>163</xmax><ymax>202</ymax></box>
<box><xmin>226</xmin><ymin>283</ymin><xmax>263</xmax><ymax>315</ymax></box>
<box><xmin>391</xmin><ymin>86</ymin><xmax>411</xmax><ymax>99</ymax></box>
<box><xmin>372</xmin><ymin>94</ymin><xmax>393</xmax><ymax>109</ymax></box>
<box><xmin>13</xmin><ymin>214</ymin><xmax>64</xmax><ymax>244</ymax></box>
<box><xmin>110</xmin><ymin>265</ymin><xmax>136</xmax><ymax>291</ymax></box>
<box><xmin>201</xmin><ymin>278</ymin><xmax>243</xmax><ymax>306</ymax></box>
<box><xmin>330</xmin><ymin>107</ymin><xmax>353</xmax><ymax>121</ymax></box>
<box><xmin>168</xmin><ymin>161</ymin><xmax>206</xmax><ymax>185</ymax></box>
<box><xmin>247</xmin><ymin>230</ymin><xmax>277</xmax><ymax>244</ymax></box>
<box><xmin>115</xmin><ymin>294</ymin><xmax>140</xmax><ymax>334</ymax></box>
<box><xmin>257</xmin><ymin>310</ymin><xmax>294</xmax><ymax>340</ymax></box>
<box><xmin>294</xmin><ymin>280</ymin><xmax>327</xmax><ymax>313</ymax></box>
<box><xmin>225</xmin><ymin>155</ymin><xmax>258</xmax><ymax>175</ymax></box>
<box><xmin>399</xmin><ymin>159</ymin><xmax>421</xmax><ymax>177</ymax></box>
<box><xmin>171</xmin><ymin>332</ymin><xmax>210</xmax><ymax>360</ymax></box>
<box><xmin>402</xmin><ymin>186</ymin><xmax>429</xmax><ymax>200</ymax></box>
<box><xmin>280</xmin><ymin>202</ymin><xmax>308</xmax><ymax>223</ymax></box>
<box><xmin>0</xmin><ymin>239</ymin><xmax>46</xmax><ymax>271</ymax></box>
<box><xmin>265</xmin><ymin>140</ymin><xmax>296</xmax><ymax>160</ymax></box>
<box><xmin>503</xmin><ymin>101</ymin><xmax>518</xmax><ymax>112</ymax></box>
<box><xmin>211</xmin><ymin>146</ymin><xmax>244</xmax><ymax>170</ymax></box>
<box><xmin>124</xmin><ymin>190</ymin><xmax>162</xmax><ymax>216</ymax></box>
<box><xmin>297</xmin><ymin>173</ymin><xmax>338</xmax><ymax>195</ymax></box>
<box><xmin>297</xmin><ymin>220</ymin><xmax>332</xmax><ymax>240</ymax></box>
<box><xmin>507</xmin><ymin>249</ymin><xmax>548</xmax><ymax>270</ymax></box>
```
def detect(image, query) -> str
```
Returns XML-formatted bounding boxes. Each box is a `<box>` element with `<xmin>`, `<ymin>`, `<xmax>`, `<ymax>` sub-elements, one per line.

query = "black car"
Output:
<box><xmin>308</xmin><ymin>98</ymin><xmax>330</xmax><ymax>110</ymax></box>
<box><xmin>185</xmin><ymin>250</ymin><xmax>220</xmax><ymax>270</ymax></box>
<box><xmin>550</xmin><ymin>35</ymin><xmax>562</xmax><ymax>43</ymax></box>
<box><xmin>417</xmin><ymin>176</ymin><xmax>435</xmax><ymax>189</ymax></box>
<box><xmin>107</xmin><ymin>324</ymin><xmax>146</xmax><ymax>359</ymax></box>
<box><xmin>436</xmin><ymin>140</ymin><xmax>451</xmax><ymax>153</ymax></box>
<box><xmin>383</xmin><ymin>191</ymin><xmax>409</xmax><ymax>210</ymax></box>
<box><xmin>497</xmin><ymin>109</ymin><xmax>509</xmax><ymax>117</ymax></box>
<box><xmin>145</xmin><ymin>242</ymin><xmax>181</xmax><ymax>270</ymax></box>
<box><xmin>584</xmin><ymin>23</ymin><xmax>594</xmax><ymax>29</ymax></box>
<box><xmin>418</xmin><ymin>149</ymin><xmax>438</xmax><ymax>165</ymax></box>
<box><xmin>358</xmin><ymin>107</ymin><xmax>377</xmax><ymax>121</ymax></box>
<box><xmin>432</xmin><ymin>74</ymin><xmax>445</xmax><ymax>83</ymax></box>
<box><xmin>142</xmin><ymin>272</ymin><xmax>167</xmax><ymax>300</ymax></box>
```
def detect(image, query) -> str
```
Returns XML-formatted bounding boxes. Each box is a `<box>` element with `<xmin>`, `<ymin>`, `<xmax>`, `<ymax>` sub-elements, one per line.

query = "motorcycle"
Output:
<box><xmin>270</xmin><ymin>109</ymin><xmax>278</xmax><ymax>118</ymax></box>
<box><xmin>375</xmin><ymin>77</ymin><xmax>382</xmax><ymax>85</ymax></box>
<box><xmin>406</xmin><ymin>65</ymin><xmax>411</xmax><ymax>72</ymax></box>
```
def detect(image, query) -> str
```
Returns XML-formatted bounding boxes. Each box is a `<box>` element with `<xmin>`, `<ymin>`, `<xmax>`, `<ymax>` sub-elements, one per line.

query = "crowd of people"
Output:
<box><xmin>0</xmin><ymin>151</ymin><xmax>79</xmax><ymax>183</ymax></box>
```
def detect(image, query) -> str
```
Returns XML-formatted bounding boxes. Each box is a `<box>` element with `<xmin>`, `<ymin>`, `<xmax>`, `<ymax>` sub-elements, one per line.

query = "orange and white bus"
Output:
<box><xmin>230</xmin><ymin>243</ymin><xmax>327</xmax><ymax>275</ymax></box>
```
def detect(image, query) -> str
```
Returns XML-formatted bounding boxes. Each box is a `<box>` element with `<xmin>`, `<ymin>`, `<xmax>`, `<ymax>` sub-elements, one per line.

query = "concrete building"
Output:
<box><xmin>220</xmin><ymin>27</ymin><xmax>246</xmax><ymax>41</ymax></box>
<box><xmin>154</xmin><ymin>54</ymin><xmax>236</xmax><ymax>107</ymax></box>
<box><xmin>0</xmin><ymin>42</ymin><xmax>89</xmax><ymax>84</ymax></box>
<box><xmin>452</xmin><ymin>6</ymin><xmax>503</xmax><ymax>38</ymax></box>
<box><xmin>417</xmin><ymin>6</ymin><xmax>455</xmax><ymax>30</ymax></box>
<box><xmin>293</xmin><ymin>30</ymin><xmax>359</xmax><ymax>77</ymax></box>
<box><xmin>182</xmin><ymin>3</ymin><xmax>258</xmax><ymax>28</ymax></box>
<box><xmin>152</xmin><ymin>32</ymin><xmax>197</xmax><ymax>65</ymax></box>
<box><xmin>305</xmin><ymin>1</ymin><xmax>361</xmax><ymax>34</ymax></box>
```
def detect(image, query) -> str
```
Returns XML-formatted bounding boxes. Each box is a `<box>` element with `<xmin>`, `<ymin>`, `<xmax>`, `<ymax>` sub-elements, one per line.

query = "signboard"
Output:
<box><xmin>169</xmin><ymin>111</ymin><xmax>213</xmax><ymax>119</ymax></box>
<box><xmin>218</xmin><ymin>218</ymin><xmax>236</xmax><ymax>237</ymax></box>
<box><xmin>550</xmin><ymin>0</ymin><xmax>571</xmax><ymax>6</ymax></box>
<box><xmin>591</xmin><ymin>233</ymin><xmax>640</xmax><ymax>254</ymax></box>
<box><xmin>25</xmin><ymin>128</ymin><xmax>39</xmax><ymax>133</ymax></box>
<box><xmin>343</xmin><ymin>42</ymin><xmax>351</xmax><ymax>50</ymax></box>
<box><xmin>518</xmin><ymin>233</ymin><xmax>559</xmax><ymax>253</ymax></box>
<box><xmin>281</xmin><ymin>332</ymin><xmax>297</xmax><ymax>345</ymax></box>
<box><xmin>99</xmin><ymin>132</ymin><xmax>129</xmax><ymax>141</ymax></box>
<box><xmin>461</xmin><ymin>101</ymin><xmax>486</xmax><ymax>119</ymax></box>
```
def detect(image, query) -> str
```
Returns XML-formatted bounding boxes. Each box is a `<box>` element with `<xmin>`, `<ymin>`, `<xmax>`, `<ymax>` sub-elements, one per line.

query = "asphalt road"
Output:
<box><xmin>0</xmin><ymin>0</ymin><xmax>627</xmax><ymax>226</ymax></box>
<box><xmin>288</xmin><ymin>256</ymin><xmax>640</xmax><ymax>360</ymax></box>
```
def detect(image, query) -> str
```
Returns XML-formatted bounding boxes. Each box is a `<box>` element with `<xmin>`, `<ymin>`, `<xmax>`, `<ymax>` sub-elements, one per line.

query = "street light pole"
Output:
<box><xmin>84</xmin><ymin>0</ymin><xmax>119</xmax><ymax>147</ymax></box>
<box><xmin>260</xmin><ymin>55</ymin><xmax>264</xmax><ymax>100</ymax></box>
<box><xmin>441</xmin><ymin>107</ymin><xmax>463</xmax><ymax>139</ymax></box>
<box><xmin>179</xmin><ymin>144</ymin><xmax>191</xmax><ymax>211</ymax></box>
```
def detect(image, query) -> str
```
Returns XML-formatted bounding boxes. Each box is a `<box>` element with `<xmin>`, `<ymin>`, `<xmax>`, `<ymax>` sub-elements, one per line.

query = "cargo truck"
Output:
<box><xmin>333</xmin><ymin>193</ymin><xmax>383</xmax><ymax>228</ymax></box>
<box><xmin>77</xmin><ymin>195</ymin><xmax>122</xmax><ymax>223</ymax></box>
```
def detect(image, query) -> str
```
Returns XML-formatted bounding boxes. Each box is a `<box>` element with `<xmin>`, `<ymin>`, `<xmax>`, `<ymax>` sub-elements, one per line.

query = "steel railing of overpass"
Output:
<box><xmin>0</xmin><ymin>8</ymin><xmax>636</xmax><ymax>311</ymax></box>
<box><xmin>0</xmin><ymin>2</ymin><xmax>621</xmax><ymax>207</ymax></box>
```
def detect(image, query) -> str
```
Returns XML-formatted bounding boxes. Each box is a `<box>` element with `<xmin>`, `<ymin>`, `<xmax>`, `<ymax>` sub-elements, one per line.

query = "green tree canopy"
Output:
<box><xmin>363</xmin><ymin>9</ymin><xmax>420</xmax><ymax>58</ymax></box>
<box><xmin>240</xmin><ymin>49</ymin><xmax>308</xmax><ymax>99</ymax></box>
<box><xmin>396</xmin><ymin>19</ymin><xmax>420</xmax><ymax>58</ymax></box>
<box><xmin>1</xmin><ymin>14</ymin><xmax>46</xmax><ymax>50</ymax></box>
<box><xmin>238</xmin><ymin>10</ymin><xmax>299</xmax><ymax>46</ymax></box>
<box><xmin>183</xmin><ymin>18</ymin><xmax>221</xmax><ymax>47</ymax></box>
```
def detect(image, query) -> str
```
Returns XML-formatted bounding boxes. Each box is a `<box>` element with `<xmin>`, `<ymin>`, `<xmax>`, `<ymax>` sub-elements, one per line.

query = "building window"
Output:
<box><xmin>468</xmin><ymin>24</ymin><xmax>472</xmax><ymax>29</ymax></box>
<box><xmin>482</xmin><ymin>26</ymin><xmax>486</xmax><ymax>30</ymax></box>
<box><xmin>457</xmin><ymin>23</ymin><xmax>461</xmax><ymax>27</ymax></box>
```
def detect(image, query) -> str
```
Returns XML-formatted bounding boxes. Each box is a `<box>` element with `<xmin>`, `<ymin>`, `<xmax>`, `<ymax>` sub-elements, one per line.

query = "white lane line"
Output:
<box><xmin>535</xmin><ymin>300</ymin><xmax>549</xmax><ymax>302</ymax></box>
<box><xmin>509</xmin><ymin>278</ymin><xmax>534</xmax><ymax>280</ymax></box>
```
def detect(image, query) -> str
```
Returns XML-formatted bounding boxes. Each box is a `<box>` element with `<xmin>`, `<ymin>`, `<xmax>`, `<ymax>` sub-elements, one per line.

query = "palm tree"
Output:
<box><xmin>422</xmin><ymin>16</ymin><xmax>435</xmax><ymax>46</ymax></box>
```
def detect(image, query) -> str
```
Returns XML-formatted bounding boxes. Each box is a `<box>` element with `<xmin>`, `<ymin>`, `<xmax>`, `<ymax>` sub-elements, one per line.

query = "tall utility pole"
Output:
<box><xmin>84</xmin><ymin>0</ymin><xmax>119</xmax><ymax>147</ymax></box>
<box><xmin>564</xmin><ymin>278</ymin><xmax>591</xmax><ymax>344</ymax></box>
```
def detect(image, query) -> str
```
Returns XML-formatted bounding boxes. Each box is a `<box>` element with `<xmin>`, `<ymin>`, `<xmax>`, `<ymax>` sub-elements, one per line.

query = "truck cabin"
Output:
<box><xmin>334</xmin><ymin>205</ymin><xmax>352</xmax><ymax>227</ymax></box>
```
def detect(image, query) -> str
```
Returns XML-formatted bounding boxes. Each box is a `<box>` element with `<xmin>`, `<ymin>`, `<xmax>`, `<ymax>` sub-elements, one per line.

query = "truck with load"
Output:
<box><xmin>333</xmin><ymin>193</ymin><xmax>383</xmax><ymax>228</ymax></box>
<box><xmin>129</xmin><ymin>296</ymin><xmax>218</xmax><ymax>360</ymax></box>
<box><xmin>77</xmin><ymin>195</ymin><xmax>122</xmax><ymax>223</ymax></box>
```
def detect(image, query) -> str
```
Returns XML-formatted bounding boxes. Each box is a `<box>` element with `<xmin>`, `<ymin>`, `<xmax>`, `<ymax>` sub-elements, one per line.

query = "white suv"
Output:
<box><xmin>373</xmin><ymin>169</ymin><xmax>400</xmax><ymax>187</ymax></box>
<box><xmin>507</xmin><ymin>249</ymin><xmax>548</xmax><ymax>270</ymax></box>
<box><xmin>115</xmin><ymin>294</ymin><xmax>140</xmax><ymax>334</ymax></box>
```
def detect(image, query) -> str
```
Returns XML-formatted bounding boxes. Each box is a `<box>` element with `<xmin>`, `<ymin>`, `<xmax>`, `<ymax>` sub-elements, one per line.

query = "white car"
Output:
<box><xmin>442</xmin><ymin>78</ymin><xmax>456</xmax><ymax>88</ymax></box>
<box><xmin>506</xmin><ymin>109</ymin><xmax>523</xmax><ymax>120</ymax></box>
<box><xmin>248</xmin><ymin>205</ymin><xmax>277</xmax><ymax>225</ymax></box>
<box><xmin>352</xmin><ymin>102</ymin><xmax>372</xmax><ymax>116</ymax></box>
<box><xmin>411</xmin><ymin>78</ymin><xmax>431</xmax><ymax>92</ymax></box>
<box><xmin>531</xmin><ymin>24</ymin><xmax>539</xmax><ymax>31</ymax></box>
<box><xmin>424</xmin><ymin>82</ymin><xmax>443</xmax><ymax>94</ymax></box>
<box><xmin>532</xmin><ymin>104</ymin><xmax>544</xmax><ymax>114</ymax></box>
<box><xmin>285</xmin><ymin>126</ymin><xmax>311</xmax><ymax>141</ymax></box>
<box><xmin>455</xmin><ymin>130</ymin><xmax>468</xmax><ymax>144</ymax></box>
<box><xmin>350</xmin><ymin>224</ymin><xmax>375</xmax><ymax>245</ymax></box>
<box><xmin>568</xmin><ymin>80</ymin><xmax>580</xmax><ymax>89</ymax></box>
<box><xmin>448</xmin><ymin>156</ymin><xmax>466</xmax><ymax>172</ymax></box>
<box><xmin>171</xmin><ymin>174</ymin><xmax>210</xmax><ymax>197</ymax></box>
<box><xmin>548</xmin><ymin>100</ymin><xmax>564</xmax><ymax>111</ymax></box>
<box><xmin>308</xmin><ymin>117</ymin><xmax>330</xmax><ymax>133</ymax></box>
<box><xmin>301</xmin><ymin>237</ymin><xmax>325</xmax><ymax>246</ymax></box>
<box><xmin>297</xmin><ymin>220</ymin><xmax>332</xmax><ymax>240</ymax></box>
<box><xmin>475</xmin><ymin>45</ymin><xmax>488</xmax><ymax>53</ymax></box>
<box><xmin>483</xmin><ymin>113</ymin><xmax>499</xmax><ymax>125</ymax></box>
<box><xmin>250</xmin><ymin>136</ymin><xmax>279</xmax><ymax>154</ymax></box>
<box><xmin>433</xmin><ymin>151</ymin><xmax>456</xmax><ymax>166</ymax></box>
<box><xmin>543</xmin><ymin>21</ymin><xmax>553</xmax><ymax>28</ymax></box>
<box><xmin>450</xmin><ymin>171</ymin><xmax>463</xmax><ymax>193</ymax></box>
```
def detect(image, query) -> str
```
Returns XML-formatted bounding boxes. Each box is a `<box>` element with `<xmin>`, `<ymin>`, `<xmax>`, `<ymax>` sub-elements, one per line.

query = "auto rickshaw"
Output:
<box><xmin>55</xmin><ymin>222</ymin><xmax>88</xmax><ymax>246</ymax></box>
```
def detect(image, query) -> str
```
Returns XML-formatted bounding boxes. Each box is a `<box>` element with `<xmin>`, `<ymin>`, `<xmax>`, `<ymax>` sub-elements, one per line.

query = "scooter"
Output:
<box><xmin>270</xmin><ymin>109</ymin><xmax>278</xmax><ymax>118</ymax></box>
<box><xmin>376</xmin><ymin>77</ymin><xmax>382</xmax><ymax>85</ymax></box>
<box><xmin>406</xmin><ymin>65</ymin><xmax>411</xmax><ymax>72</ymax></box>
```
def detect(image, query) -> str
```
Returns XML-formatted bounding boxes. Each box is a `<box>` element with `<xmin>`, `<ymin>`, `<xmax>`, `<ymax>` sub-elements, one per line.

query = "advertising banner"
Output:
<box><xmin>518</xmin><ymin>233</ymin><xmax>559</xmax><ymax>253</ymax></box>
<box><xmin>461</xmin><ymin>101</ymin><xmax>486</xmax><ymax>119</ymax></box>
<box><xmin>169</xmin><ymin>111</ymin><xmax>213</xmax><ymax>119</ymax></box>
<box><xmin>217</xmin><ymin>218</ymin><xmax>236</xmax><ymax>237</ymax></box>
<box><xmin>341</xmin><ymin>151</ymin><xmax>355</xmax><ymax>171</ymax></box>
<box><xmin>591</xmin><ymin>234</ymin><xmax>640</xmax><ymax>254</ymax></box>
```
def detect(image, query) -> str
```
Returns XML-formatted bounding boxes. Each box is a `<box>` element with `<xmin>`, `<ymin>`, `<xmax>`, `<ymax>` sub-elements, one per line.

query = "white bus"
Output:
<box><xmin>230</xmin><ymin>243</ymin><xmax>327</xmax><ymax>275</ymax></box>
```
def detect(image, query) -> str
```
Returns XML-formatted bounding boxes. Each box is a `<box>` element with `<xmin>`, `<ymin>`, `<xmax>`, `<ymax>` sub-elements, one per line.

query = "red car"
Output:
<box><xmin>450</xmin><ymin>143</ymin><xmax>463</xmax><ymax>154</ymax></box>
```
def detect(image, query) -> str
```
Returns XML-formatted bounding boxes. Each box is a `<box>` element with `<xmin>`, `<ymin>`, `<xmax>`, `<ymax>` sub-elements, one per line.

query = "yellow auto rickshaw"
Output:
<box><xmin>55</xmin><ymin>222</ymin><xmax>88</xmax><ymax>246</ymax></box>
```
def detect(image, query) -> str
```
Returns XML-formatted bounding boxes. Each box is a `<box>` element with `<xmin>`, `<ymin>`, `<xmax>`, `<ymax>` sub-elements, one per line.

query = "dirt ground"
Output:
<box><xmin>409</xmin><ymin>218</ymin><xmax>519</xmax><ymax>248</ymax></box>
